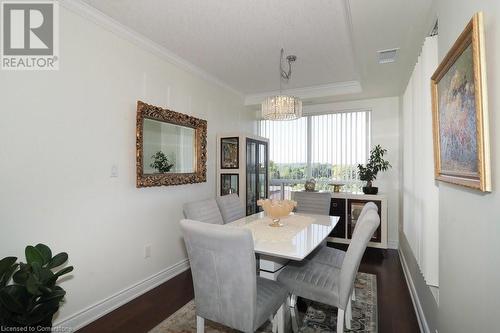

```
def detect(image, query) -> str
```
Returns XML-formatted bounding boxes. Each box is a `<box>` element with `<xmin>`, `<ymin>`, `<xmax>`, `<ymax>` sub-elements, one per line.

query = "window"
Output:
<box><xmin>259</xmin><ymin>110</ymin><xmax>371</xmax><ymax>198</ymax></box>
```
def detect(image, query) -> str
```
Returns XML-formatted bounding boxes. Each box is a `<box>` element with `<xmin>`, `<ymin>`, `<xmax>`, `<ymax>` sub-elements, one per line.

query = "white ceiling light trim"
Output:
<box><xmin>59</xmin><ymin>0</ymin><xmax>242</xmax><ymax>97</ymax></box>
<box><xmin>245</xmin><ymin>81</ymin><xmax>362</xmax><ymax>106</ymax></box>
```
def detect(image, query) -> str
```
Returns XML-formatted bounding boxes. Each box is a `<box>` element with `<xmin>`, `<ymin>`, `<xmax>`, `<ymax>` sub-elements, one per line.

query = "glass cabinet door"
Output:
<box><xmin>347</xmin><ymin>199</ymin><xmax>382</xmax><ymax>242</ymax></box>
<box><xmin>258</xmin><ymin>142</ymin><xmax>268</xmax><ymax>204</ymax></box>
<box><xmin>246</xmin><ymin>139</ymin><xmax>268</xmax><ymax>216</ymax></box>
<box><xmin>246</xmin><ymin>140</ymin><xmax>257</xmax><ymax>215</ymax></box>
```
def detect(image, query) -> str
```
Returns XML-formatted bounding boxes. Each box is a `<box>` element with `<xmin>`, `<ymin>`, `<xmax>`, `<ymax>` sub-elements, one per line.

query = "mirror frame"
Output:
<box><xmin>136</xmin><ymin>101</ymin><xmax>207</xmax><ymax>187</ymax></box>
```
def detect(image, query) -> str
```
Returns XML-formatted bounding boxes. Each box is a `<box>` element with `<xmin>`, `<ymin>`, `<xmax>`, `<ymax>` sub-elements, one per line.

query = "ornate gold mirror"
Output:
<box><xmin>136</xmin><ymin>101</ymin><xmax>207</xmax><ymax>187</ymax></box>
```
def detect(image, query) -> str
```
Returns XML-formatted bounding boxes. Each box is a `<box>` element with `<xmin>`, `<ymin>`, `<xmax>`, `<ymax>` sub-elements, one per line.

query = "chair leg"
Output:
<box><xmin>288</xmin><ymin>295</ymin><xmax>299</xmax><ymax>333</ymax></box>
<box><xmin>346</xmin><ymin>299</ymin><xmax>352</xmax><ymax>330</ymax></box>
<box><xmin>337</xmin><ymin>309</ymin><xmax>344</xmax><ymax>333</ymax></box>
<box><xmin>276</xmin><ymin>304</ymin><xmax>285</xmax><ymax>333</ymax></box>
<box><xmin>196</xmin><ymin>315</ymin><xmax>204</xmax><ymax>333</ymax></box>
<box><xmin>271</xmin><ymin>314</ymin><xmax>277</xmax><ymax>333</ymax></box>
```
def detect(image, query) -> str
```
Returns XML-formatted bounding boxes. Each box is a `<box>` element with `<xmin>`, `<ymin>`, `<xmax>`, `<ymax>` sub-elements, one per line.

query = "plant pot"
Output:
<box><xmin>362</xmin><ymin>186</ymin><xmax>378</xmax><ymax>195</ymax></box>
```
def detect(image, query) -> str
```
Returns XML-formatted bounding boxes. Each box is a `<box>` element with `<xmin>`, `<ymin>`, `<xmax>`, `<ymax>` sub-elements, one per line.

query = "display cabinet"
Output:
<box><xmin>217</xmin><ymin>134</ymin><xmax>269</xmax><ymax>216</ymax></box>
<box><xmin>328</xmin><ymin>192</ymin><xmax>387</xmax><ymax>249</ymax></box>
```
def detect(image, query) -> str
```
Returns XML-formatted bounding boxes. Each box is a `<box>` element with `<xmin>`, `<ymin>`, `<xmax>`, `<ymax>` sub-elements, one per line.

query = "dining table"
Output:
<box><xmin>227</xmin><ymin>211</ymin><xmax>340</xmax><ymax>280</ymax></box>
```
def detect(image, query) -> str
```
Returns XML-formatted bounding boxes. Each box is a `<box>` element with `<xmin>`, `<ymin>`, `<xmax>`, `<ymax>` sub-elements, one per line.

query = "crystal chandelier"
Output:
<box><xmin>261</xmin><ymin>49</ymin><xmax>302</xmax><ymax>121</ymax></box>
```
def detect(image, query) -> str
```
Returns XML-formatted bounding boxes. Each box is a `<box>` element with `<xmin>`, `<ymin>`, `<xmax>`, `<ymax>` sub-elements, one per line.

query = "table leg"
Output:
<box><xmin>259</xmin><ymin>255</ymin><xmax>288</xmax><ymax>280</ymax></box>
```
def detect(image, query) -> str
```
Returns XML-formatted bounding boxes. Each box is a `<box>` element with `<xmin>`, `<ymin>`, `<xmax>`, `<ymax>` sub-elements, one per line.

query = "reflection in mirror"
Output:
<box><xmin>143</xmin><ymin>119</ymin><xmax>195</xmax><ymax>174</ymax></box>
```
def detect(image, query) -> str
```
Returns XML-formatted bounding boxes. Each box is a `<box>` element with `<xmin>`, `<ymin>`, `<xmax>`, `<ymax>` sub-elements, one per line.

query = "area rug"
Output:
<box><xmin>150</xmin><ymin>272</ymin><xmax>377</xmax><ymax>333</ymax></box>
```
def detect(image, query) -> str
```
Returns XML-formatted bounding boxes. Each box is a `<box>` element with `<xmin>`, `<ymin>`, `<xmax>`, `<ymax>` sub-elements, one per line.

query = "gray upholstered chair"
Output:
<box><xmin>293</xmin><ymin>191</ymin><xmax>331</xmax><ymax>215</ymax></box>
<box><xmin>294</xmin><ymin>191</ymin><xmax>331</xmax><ymax>255</ymax></box>
<box><xmin>293</xmin><ymin>191</ymin><xmax>339</xmax><ymax>265</ymax></box>
<box><xmin>308</xmin><ymin>202</ymin><xmax>378</xmax><ymax>267</ymax></box>
<box><xmin>180</xmin><ymin>219</ymin><xmax>288</xmax><ymax>333</ymax></box>
<box><xmin>216</xmin><ymin>193</ymin><xmax>245</xmax><ymax>223</ymax></box>
<box><xmin>183</xmin><ymin>198</ymin><xmax>224</xmax><ymax>225</ymax></box>
<box><xmin>277</xmin><ymin>210</ymin><xmax>380</xmax><ymax>333</ymax></box>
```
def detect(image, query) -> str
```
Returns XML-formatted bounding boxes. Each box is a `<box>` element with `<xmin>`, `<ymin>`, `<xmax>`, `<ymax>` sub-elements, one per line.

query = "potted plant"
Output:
<box><xmin>0</xmin><ymin>244</ymin><xmax>73</xmax><ymax>332</ymax></box>
<box><xmin>150</xmin><ymin>151</ymin><xmax>174</xmax><ymax>173</ymax></box>
<box><xmin>357</xmin><ymin>145</ymin><xmax>391</xmax><ymax>194</ymax></box>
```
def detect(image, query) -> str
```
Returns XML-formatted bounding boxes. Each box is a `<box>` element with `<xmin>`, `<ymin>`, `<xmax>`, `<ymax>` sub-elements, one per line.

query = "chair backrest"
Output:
<box><xmin>216</xmin><ymin>194</ymin><xmax>245</xmax><ymax>224</ymax></box>
<box><xmin>338</xmin><ymin>210</ymin><xmax>380</xmax><ymax>310</ymax></box>
<box><xmin>294</xmin><ymin>191</ymin><xmax>331</xmax><ymax>215</ymax></box>
<box><xmin>183</xmin><ymin>198</ymin><xmax>224</xmax><ymax>224</ymax></box>
<box><xmin>180</xmin><ymin>219</ymin><xmax>257</xmax><ymax>332</ymax></box>
<box><xmin>352</xmin><ymin>202</ymin><xmax>378</xmax><ymax>236</ymax></box>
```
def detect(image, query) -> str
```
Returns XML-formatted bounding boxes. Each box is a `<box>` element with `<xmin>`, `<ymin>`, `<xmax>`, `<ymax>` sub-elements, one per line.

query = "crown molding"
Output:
<box><xmin>244</xmin><ymin>81</ymin><xmax>362</xmax><ymax>106</ymax></box>
<box><xmin>59</xmin><ymin>0</ymin><xmax>243</xmax><ymax>98</ymax></box>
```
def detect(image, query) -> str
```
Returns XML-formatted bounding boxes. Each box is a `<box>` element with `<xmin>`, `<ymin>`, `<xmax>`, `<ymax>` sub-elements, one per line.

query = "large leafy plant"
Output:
<box><xmin>357</xmin><ymin>145</ymin><xmax>391</xmax><ymax>187</ymax></box>
<box><xmin>0</xmin><ymin>244</ymin><xmax>73</xmax><ymax>329</ymax></box>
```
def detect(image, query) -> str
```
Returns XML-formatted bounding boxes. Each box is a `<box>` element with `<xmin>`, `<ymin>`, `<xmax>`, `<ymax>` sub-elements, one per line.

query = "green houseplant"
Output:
<box><xmin>150</xmin><ymin>151</ymin><xmax>174</xmax><ymax>173</ymax></box>
<box><xmin>0</xmin><ymin>244</ymin><xmax>73</xmax><ymax>332</ymax></box>
<box><xmin>357</xmin><ymin>145</ymin><xmax>391</xmax><ymax>194</ymax></box>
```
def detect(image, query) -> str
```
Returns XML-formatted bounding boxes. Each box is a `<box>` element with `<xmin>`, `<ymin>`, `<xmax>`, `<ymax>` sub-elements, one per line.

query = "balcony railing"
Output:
<box><xmin>269</xmin><ymin>179</ymin><xmax>363</xmax><ymax>200</ymax></box>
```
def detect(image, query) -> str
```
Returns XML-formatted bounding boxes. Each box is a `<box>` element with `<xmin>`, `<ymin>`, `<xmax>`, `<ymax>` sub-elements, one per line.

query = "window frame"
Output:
<box><xmin>259</xmin><ymin>108</ymin><xmax>372</xmax><ymax>193</ymax></box>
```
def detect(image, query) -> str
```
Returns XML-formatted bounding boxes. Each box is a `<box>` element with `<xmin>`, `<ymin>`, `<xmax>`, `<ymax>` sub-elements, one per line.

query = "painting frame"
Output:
<box><xmin>431</xmin><ymin>12</ymin><xmax>491</xmax><ymax>192</ymax></box>
<box><xmin>220</xmin><ymin>173</ymin><xmax>239</xmax><ymax>196</ymax></box>
<box><xmin>220</xmin><ymin>137</ymin><xmax>239</xmax><ymax>169</ymax></box>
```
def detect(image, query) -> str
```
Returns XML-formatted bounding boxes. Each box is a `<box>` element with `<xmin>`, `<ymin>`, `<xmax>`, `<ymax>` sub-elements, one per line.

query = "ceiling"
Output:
<box><xmin>82</xmin><ymin>0</ymin><xmax>435</xmax><ymax>104</ymax></box>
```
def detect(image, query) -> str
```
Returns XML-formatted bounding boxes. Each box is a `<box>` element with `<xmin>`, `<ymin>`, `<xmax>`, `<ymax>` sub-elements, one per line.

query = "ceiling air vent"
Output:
<box><xmin>377</xmin><ymin>48</ymin><xmax>399</xmax><ymax>64</ymax></box>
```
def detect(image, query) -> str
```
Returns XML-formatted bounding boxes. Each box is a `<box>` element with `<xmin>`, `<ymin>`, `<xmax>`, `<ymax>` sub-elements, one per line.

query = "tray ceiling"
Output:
<box><xmin>81</xmin><ymin>0</ymin><xmax>434</xmax><ymax>102</ymax></box>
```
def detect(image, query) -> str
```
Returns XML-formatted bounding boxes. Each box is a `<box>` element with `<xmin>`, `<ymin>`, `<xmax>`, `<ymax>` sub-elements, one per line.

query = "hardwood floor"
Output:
<box><xmin>358</xmin><ymin>248</ymin><xmax>420</xmax><ymax>333</ymax></box>
<box><xmin>77</xmin><ymin>248</ymin><xmax>419</xmax><ymax>333</ymax></box>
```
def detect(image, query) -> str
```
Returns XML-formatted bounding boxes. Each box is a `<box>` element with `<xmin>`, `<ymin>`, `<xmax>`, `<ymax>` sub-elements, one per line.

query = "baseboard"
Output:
<box><xmin>388</xmin><ymin>240</ymin><xmax>399</xmax><ymax>249</ymax></box>
<box><xmin>399</xmin><ymin>249</ymin><xmax>430</xmax><ymax>333</ymax></box>
<box><xmin>54</xmin><ymin>259</ymin><xmax>190</xmax><ymax>331</ymax></box>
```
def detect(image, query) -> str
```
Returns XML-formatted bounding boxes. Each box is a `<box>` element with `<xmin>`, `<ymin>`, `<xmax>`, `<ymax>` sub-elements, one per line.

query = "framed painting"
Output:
<box><xmin>221</xmin><ymin>173</ymin><xmax>239</xmax><ymax>196</ymax></box>
<box><xmin>431</xmin><ymin>12</ymin><xmax>491</xmax><ymax>192</ymax></box>
<box><xmin>221</xmin><ymin>137</ymin><xmax>239</xmax><ymax>169</ymax></box>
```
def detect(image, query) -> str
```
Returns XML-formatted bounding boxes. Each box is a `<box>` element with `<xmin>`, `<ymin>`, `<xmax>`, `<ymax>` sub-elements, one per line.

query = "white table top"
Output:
<box><xmin>227</xmin><ymin>212</ymin><xmax>339</xmax><ymax>261</ymax></box>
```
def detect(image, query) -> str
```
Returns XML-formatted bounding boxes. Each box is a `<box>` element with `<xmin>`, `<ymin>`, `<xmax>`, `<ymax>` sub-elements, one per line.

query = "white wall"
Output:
<box><xmin>0</xmin><ymin>5</ymin><xmax>252</xmax><ymax>330</ymax></box>
<box><xmin>433</xmin><ymin>1</ymin><xmax>500</xmax><ymax>332</ymax></box>
<box><xmin>302</xmin><ymin>97</ymin><xmax>401</xmax><ymax>248</ymax></box>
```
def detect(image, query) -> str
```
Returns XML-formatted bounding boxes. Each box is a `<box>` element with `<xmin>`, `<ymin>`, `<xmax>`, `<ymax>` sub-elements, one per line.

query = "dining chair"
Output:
<box><xmin>183</xmin><ymin>198</ymin><xmax>224</xmax><ymax>225</ymax></box>
<box><xmin>180</xmin><ymin>219</ymin><xmax>288</xmax><ymax>333</ymax></box>
<box><xmin>294</xmin><ymin>191</ymin><xmax>331</xmax><ymax>255</ymax></box>
<box><xmin>293</xmin><ymin>191</ymin><xmax>331</xmax><ymax>215</ymax></box>
<box><xmin>277</xmin><ymin>209</ymin><xmax>380</xmax><ymax>333</ymax></box>
<box><xmin>216</xmin><ymin>193</ymin><xmax>245</xmax><ymax>223</ymax></box>
<box><xmin>293</xmin><ymin>191</ymin><xmax>343</xmax><ymax>267</ymax></box>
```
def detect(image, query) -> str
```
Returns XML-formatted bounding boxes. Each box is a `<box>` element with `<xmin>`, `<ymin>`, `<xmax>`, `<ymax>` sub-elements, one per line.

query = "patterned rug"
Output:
<box><xmin>150</xmin><ymin>272</ymin><xmax>377</xmax><ymax>333</ymax></box>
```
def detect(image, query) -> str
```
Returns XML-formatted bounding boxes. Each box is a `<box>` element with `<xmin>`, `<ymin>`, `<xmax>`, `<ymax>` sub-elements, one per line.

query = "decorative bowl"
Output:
<box><xmin>257</xmin><ymin>199</ymin><xmax>297</xmax><ymax>227</ymax></box>
<box><xmin>328</xmin><ymin>182</ymin><xmax>345</xmax><ymax>193</ymax></box>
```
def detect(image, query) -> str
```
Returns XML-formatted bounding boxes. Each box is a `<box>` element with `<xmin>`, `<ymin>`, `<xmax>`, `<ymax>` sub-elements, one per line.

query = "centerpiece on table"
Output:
<box><xmin>257</xmin><ymin>199</ymin><xmax>297</xmax><ymax>227</ymax></box>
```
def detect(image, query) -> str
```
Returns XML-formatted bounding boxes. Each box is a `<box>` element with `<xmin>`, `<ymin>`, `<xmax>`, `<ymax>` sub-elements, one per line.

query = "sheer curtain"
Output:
<box><xmin>403</xmin><ymin>35</ymin><xmax>439</xmax><ymax>287</ymax></box>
